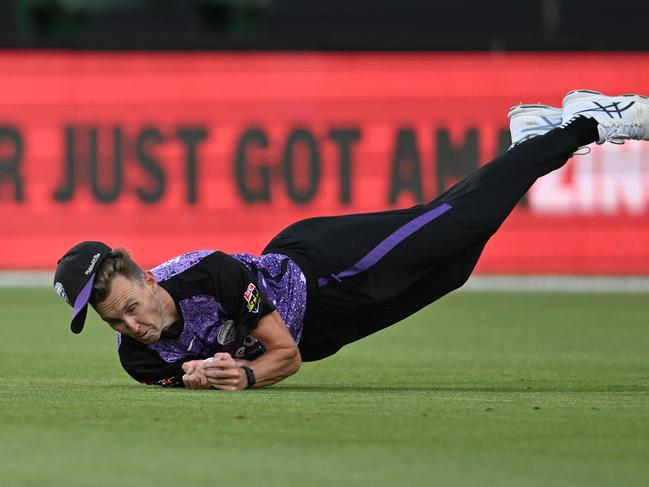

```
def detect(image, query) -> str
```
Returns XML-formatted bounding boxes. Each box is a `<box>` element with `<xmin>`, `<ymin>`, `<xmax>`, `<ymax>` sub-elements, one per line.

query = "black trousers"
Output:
<box><xmin>263</xmin><ymin>129</ymin><xmax>580</xmax><ymax>361</ymax></box>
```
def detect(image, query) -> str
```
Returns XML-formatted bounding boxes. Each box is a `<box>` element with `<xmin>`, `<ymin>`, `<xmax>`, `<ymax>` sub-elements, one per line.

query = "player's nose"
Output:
<box><xmin>124</xmin><ymin>316</ymin><xmax>140</xmax><ymax>334</ymax></box>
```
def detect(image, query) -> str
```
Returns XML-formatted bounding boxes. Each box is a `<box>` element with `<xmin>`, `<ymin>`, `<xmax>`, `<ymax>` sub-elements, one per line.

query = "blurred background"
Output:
<box><xmin>1</xmin><ymin>0</ymin><xmax>649</xmax><ymax>278</ymax></box>
<box><xmin>2</xmin><ymin>0</ymin><xmax>649</xmax><ymax>50</ymax></box>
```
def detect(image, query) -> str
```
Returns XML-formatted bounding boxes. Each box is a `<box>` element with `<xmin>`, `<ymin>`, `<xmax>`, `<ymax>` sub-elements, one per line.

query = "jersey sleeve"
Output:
<box><xmin>118</xmin><ymin>335</ymin><xmax>187</xmax><ymax>387</ymax></box>
<box><xmin>201</xmin><ymin>251</ymin><xmax>276</xmax><ymax>337</ymax></box>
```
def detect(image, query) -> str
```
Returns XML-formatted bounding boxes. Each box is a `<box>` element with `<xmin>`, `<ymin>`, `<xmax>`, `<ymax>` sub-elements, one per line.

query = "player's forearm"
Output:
<box><xmin>194</xmin><ymin>311</ymin><xmax>301</xmax><ymax>390</ymax></box>
<box><xmin>243</xmin><ymin>345</ymin><xmax>301</xmax><ymax>388</ymax></box>
<box><xmin>240</xmin><ymin>309</ymin><xmax>301</xmax><ymax>388</ymax></box>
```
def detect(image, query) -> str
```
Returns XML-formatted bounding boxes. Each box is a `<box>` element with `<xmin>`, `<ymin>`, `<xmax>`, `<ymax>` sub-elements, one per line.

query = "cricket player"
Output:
<box><xmin>53</xmin><ymin>90</ymin><xmax>649</xmax><ymax>390</ymax></box>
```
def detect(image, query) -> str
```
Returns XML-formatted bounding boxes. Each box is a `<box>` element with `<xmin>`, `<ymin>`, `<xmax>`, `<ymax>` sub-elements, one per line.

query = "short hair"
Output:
<box><xmin>90</xmin><ymin>248</ymin><xmax>145</xmax><ymax>307</ymax></box>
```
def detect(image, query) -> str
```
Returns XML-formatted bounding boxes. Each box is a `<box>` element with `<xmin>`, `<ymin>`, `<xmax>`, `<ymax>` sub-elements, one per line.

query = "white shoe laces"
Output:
<box><xmin>573</xmin><ymin>146</ymin><xmax>592</xmax><ymax>155</ymax></box>
<box><xmin>600</xmin><ymin>121</ymin><xmax>645</xmax><ymax>144</ymax></box>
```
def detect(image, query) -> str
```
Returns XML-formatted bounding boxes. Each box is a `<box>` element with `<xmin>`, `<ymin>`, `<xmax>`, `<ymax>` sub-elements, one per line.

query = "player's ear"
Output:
<box><xmin>144</xmin><ymin>270</ymin><xmax>157</xmax><ymax>289</ymax></box>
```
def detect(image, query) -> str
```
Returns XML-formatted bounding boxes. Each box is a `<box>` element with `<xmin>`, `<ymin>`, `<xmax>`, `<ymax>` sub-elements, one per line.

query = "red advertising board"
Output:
<box><xmin>1</xmin><ymin>51</ymin><xmax>649</xmax><ymax>273</ymax></box>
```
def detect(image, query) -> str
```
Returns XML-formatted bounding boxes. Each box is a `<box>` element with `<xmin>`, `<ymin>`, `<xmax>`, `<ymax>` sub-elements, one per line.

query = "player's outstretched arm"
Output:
<box><xmin>182</xmin><ymin>310</ymin><xmax>301</xmax><ymax>390</ymax></box>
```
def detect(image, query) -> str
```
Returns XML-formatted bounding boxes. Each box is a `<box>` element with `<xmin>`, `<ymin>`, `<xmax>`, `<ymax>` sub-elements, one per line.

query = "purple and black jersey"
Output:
<box><xmin>117</xmin><ymin>250</ymin><xmax>307</xmax><ymax>387</ymax></box>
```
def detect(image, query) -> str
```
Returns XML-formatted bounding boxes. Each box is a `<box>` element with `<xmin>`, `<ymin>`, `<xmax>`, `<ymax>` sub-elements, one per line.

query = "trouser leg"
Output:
<box><xmin>287</xmin><ymin>128</ymin><xmax>578</xmax><ymax>304</ymax></box>
<box><xmin>298</xmin><ymin>240</ymin><xmax>487</xmax><ymax>361</ymax></box>
<box><xmin>267</xmin><ymin>129</ymin><xmax>581</xmax><ymax>359</ymax></box>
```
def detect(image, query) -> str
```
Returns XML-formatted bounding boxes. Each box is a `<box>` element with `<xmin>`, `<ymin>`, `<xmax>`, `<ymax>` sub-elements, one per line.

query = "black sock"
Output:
<box><xmin>561</xmin><ymin>115</ymin><xmax>599</xmax><ymax>146</ymax></box>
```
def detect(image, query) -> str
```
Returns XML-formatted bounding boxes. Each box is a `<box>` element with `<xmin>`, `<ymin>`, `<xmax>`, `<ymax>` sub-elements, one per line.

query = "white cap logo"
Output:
<box><xmin>85</xmin><ymin>253</ymin><xmax>101</xmax><ymax>275</ymax></box>
<box><xmin>54</xmin><ymin>282</ymin><xmax>69</xmax><ymax>304</ymax></box>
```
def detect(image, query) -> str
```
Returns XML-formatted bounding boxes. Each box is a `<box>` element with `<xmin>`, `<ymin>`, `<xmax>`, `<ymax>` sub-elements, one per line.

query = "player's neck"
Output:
<box><xmin>158</xmin><ymin>286</ymin><xmax>180</xmax><ymax>335</ymax></box>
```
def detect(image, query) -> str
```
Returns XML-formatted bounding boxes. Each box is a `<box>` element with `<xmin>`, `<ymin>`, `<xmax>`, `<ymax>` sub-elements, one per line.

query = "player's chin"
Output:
<box><xmin>137</xmin><ymin>328</ymin><xmax>160</xmax><ymax>344</ymax></box>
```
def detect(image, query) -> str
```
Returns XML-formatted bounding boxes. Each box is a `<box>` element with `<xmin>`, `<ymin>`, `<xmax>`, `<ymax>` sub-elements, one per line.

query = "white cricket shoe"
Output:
<box><xmin>508</xmin><ymin>104</ymin><xmax>563</xmax><ymax>148</ymax></box>
<box><xmin>562</xmin><ymin>89</ymin><xmax>649</xmax><ymax>144</ymax></box>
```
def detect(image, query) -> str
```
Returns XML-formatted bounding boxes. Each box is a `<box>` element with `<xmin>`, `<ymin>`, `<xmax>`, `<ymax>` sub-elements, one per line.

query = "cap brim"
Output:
<box><xmin>70</xmin><ymin>305</ymin><xmax>88</xmax><ymax>334</ymax></box>
<box><xmin>70</xmin><ymin>275</ymin><xmax>96</xmax><ymax>334</ymax></box>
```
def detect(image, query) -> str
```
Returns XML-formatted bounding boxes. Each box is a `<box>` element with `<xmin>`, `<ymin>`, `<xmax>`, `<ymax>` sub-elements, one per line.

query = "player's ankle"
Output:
<box><xmin>560</xmin><ymin>115</ymin><xmax>599</xmax><ymax>146</ymax></box>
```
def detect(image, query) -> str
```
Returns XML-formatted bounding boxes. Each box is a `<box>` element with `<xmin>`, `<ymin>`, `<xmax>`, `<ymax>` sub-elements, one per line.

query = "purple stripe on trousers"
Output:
<box><xmin>317</xmin><ymin>203</ymin><xmax>452</xmax><ymax>287</ymax></box>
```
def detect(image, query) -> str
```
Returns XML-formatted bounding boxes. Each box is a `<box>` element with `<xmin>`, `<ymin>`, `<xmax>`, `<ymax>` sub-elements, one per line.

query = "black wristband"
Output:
<box><xmin>240</xmin><ymin>365</ymin><xmax>256</xmax><ymax>389</ymax></box>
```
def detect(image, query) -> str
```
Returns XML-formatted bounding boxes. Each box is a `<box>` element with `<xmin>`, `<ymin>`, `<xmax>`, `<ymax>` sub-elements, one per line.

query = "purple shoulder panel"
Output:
<box><xmin>149</xmin><ymin>250</ymin><xmax>215</xmax><ymax>282</ymax></box>
<box><xmin>231</xmin><ymin>253</ymin><xmax>307</xmax><ymax>344</ymax></box>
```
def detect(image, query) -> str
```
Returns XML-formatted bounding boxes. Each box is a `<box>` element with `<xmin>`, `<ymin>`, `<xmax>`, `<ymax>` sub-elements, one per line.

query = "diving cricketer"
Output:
<box><xmin>53</xmin><ymin>90</ymin><xmax>649</xmax><ymax>390</ymax></box>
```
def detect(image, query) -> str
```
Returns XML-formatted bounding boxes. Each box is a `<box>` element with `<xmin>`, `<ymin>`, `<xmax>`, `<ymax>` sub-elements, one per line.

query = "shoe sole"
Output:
<box><xmin>508</xmin><ymin>104</ymin><xmax>562</xmax><ymax>120</ymax></box>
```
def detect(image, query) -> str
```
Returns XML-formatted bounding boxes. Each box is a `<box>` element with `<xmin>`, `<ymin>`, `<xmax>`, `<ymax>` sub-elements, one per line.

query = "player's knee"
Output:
<box><xmin>448</xmin><ymin>266</ymin><xmax>474</xmax><ymax>292</ymax></box>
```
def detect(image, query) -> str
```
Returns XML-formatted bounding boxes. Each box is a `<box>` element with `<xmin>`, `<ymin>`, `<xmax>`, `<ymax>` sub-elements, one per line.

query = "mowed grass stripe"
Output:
<box><xmin>0</xmin><ymin>288</ymin><xmax>648</xmax><ymax>487</ymax></box>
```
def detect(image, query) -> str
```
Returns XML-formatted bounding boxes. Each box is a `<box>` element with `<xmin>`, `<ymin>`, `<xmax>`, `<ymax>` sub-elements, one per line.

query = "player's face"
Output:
<box><xmin>95</xmin><ymin>272</ymin><xmax>166</xmax><ymax>344</ymax></box>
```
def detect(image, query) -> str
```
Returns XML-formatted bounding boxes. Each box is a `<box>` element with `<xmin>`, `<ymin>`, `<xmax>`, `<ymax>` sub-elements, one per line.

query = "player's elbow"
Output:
<box><xmin>286</xmin><ymin>344</ymin><xmax>302</xmax><ymax>376</ymax></box>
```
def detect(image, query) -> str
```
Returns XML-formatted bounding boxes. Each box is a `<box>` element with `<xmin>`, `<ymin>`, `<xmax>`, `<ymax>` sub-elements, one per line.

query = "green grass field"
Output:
<box><xmin>1</xmin><ymin>288</ymin><xmax>648</xmax><ymax>487</ymax></box>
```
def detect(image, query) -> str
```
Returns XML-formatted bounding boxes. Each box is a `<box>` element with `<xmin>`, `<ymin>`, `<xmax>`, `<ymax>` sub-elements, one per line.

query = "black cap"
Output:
<box><xmin>53</xmin><ymin>241</ymin><xmax>112</xmax><ymax>334</ymax></box>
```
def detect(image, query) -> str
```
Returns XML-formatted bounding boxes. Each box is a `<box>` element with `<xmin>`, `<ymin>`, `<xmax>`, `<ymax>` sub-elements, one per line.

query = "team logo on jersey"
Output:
<box><xmin>217</xmin><ymin>320</ymin><xmax>236</xmax><ymax>345</ymax></box>
<box><xmin>243</xmin><ymin>283</ymin><xmax>260</xmax><ymax>313</ymax></box>
<box><xmin>244</xmin><ymin>283</ymin><xmax>255</xmax><ymax>301</ymax></box>
<box><xmin>54</xmin><ymin>282</ymin><xmax>69</xmax><ymax>304</ymax></box>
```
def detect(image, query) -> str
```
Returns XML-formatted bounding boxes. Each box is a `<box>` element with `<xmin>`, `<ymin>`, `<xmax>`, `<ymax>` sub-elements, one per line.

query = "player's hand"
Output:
<box><xmin>181</xmin><ymin>360</ymin><xmax>211</xmax><ymax>390</ymax></box>
<box><xmin>201</xmin><ymin>352</ymin><xmax>246</xmax><ymax>390</ymax></box>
